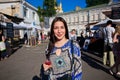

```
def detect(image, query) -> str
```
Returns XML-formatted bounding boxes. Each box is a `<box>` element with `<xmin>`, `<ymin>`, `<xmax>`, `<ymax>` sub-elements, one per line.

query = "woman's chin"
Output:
<box><xmin>57</xmin><ymin>38</ymin><xmax>62</xmax><ymax>41</ymax></box>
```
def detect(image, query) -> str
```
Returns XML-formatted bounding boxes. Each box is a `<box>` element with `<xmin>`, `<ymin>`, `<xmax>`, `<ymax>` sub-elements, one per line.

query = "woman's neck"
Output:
<box><xmin>55</xmin><ymin>38</ymin><xmax>68</xmax><ymax>47</ymax></box>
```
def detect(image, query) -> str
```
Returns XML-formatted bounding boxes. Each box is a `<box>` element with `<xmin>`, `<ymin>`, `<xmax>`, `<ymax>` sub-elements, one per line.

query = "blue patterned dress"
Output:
<box><xmin>47</xmin><ymin>40</ymin><xmax>82</xmax><ymax>80</ymax></box>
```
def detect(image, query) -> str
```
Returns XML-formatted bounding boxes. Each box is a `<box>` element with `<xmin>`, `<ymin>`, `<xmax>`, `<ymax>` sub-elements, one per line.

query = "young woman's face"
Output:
<box><xmin>53</xmin><ymin>21</ymin><xmax>66</xmax><ymax>41</ymax></box>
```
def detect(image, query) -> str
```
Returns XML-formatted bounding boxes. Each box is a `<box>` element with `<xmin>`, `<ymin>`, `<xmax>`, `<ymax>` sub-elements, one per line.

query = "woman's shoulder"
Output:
<box><xmin>63</xmin><ymin>40</ymin><xmax>79</xmax><ymax>47</ymax></box>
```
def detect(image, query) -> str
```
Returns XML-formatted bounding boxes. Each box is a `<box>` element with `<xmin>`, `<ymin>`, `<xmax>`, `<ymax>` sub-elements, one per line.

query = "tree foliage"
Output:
<box><xmin>86</xmin><ymin>0</ymin><xmax>109</xmax><ymax>7</ymax></box>
<box><xmin>37</xmin><ymin>6</ymin><xmax>44</xmax><ymax>22</ymax></box>
<box><xmin>37</xmin><ymin>0</ymin><xmax>57</xmax><ymax>21</ymax></box>
<box><xmin>43</xmin><ymin>0</ymin><xmax>57</xmax><ymax>17</ymax></box>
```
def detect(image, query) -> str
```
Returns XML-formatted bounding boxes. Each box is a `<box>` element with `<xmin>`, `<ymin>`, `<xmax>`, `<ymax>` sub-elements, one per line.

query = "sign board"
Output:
<box><xmin>83</xmin><ymin>39</ymin><xmax>90</xmax><ymax>50</ymax></box>
<box><xmin>7</xmin><ymin>22</ymin><xmax>14</xmax><ymax>38</ymax></box>
<box><xmin>112</xmin><ymin>7</ymin><xmax>120</xmax><ymax>19</ymax></box>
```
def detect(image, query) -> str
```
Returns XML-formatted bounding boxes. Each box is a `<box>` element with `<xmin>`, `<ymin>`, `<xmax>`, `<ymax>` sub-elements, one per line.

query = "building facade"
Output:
<box><xmin>49</xmin><ymin>1</ymin><xmax>120</xmax><ymax>36</ymax></box>
<box><xmin>0</xmin><ymin>0</ymin><xmax>40</xmax><ymax>39</ymax></box>
<box><xmin>0</xmin><ymin>0</ymin><xmax>40</xmax><ymax>25</ymax></box>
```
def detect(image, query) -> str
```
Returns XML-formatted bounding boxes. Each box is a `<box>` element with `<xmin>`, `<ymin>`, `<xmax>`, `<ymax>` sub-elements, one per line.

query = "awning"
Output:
<box><xmin>85</xmin><ymin>22</ymin><xmax>98</xmax><ymax>26</ymax></box>
<box><xmin>19</xmin><ymin>22</ymin><xmax>32</xmax><ymax>30</ymax></box>
<box><xmin>0</xmin><ymin>12</ymin><xmax>24</xmax><ymax>24</ymax></box>
<box><xmin>1</xmin><ymin>22</ymin><xmax>28</xmax><ymax>30</ymax></box>
<box><xmin>11</xmin><ymin>22</ymin><xmax>27</xmax><ymax>29</ymax></box>
<box><xmin>95</xmin><ymin>18</ymin><xmax>120</xmax><ymax>26</ymax></box>
<box><xmin>102</xmin><ymin>11</ymin><xmax>112</xmax><ymax>18</ymax></box>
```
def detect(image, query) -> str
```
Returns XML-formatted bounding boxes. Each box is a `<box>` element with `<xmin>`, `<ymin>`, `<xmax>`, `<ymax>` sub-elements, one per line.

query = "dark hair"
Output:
<box><xmin>107</xmin><ymin>20</ymin><xmax>112</xmax><ymax>25</ymax></box>
<box><xmin>46</xmin><ymin>17</ymin><xmax>69</xmax><ymax>59</ymax></box>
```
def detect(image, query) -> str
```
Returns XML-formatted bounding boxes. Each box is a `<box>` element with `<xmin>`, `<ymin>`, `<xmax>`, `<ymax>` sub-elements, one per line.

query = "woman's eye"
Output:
<box><xmin>61</xmin><ymin>26</ymin><xmax>65</xmax><ymax>29</ymax></box>
<box><xmin>54</xmin><ymin>27</ymin><xmax>58</xmax><ymax>29</ymax></box>
<box><xmin>54</xmin><ymin>26</ymin><xmax>65</xmax><ymax>29</ymax></box>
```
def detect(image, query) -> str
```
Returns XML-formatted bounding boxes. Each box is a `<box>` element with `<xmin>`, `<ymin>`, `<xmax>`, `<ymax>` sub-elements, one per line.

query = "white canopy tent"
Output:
<box><xmin>0</xmin><ymin>22</ymin><xmax>28</xmax><ymax>29</ymax></box>
<box><xmin>19</xmin><ymin>22</ymin><xmax>32</xmax><ymax>30</ymax></box>
<box><xmin>0</xmin><ymin>22</ymin><xmax>6</xmax><ymax>28</ymax></box>
<box><xmin>91</xmin><ymin>18</ymin><xmax>120</xmax><ymax>30</ymax></box>
<box><xmin>35</xmin><ymin>25</ymin><xmax>41</xmax><ymax>30</ymax></box>
<box><xmin>11</xmin><ymin>22</ymin><xmax>27</xmax><ymax>29</ymax></box>
<box><xmin>30</xmin><ymin>22</ymin><xmax>41</xmax><ymax>30</ymax></box>
<box><xmin>95</xmin><ymin>18</ymin><xmax>120</xmax><ymax>26</ymax></box>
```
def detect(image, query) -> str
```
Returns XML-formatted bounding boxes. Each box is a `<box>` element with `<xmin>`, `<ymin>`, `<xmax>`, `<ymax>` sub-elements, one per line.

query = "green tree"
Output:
<box><xmin>37</xmin><ymin>6</ymin><xmax>44</xmax><ymax>22</ymax></box>
<box><xmin>86</xmin><ymin>0</ymin><xmax>109</xmax><ymax>7</ymax></box>
<box><xmin>43</xmin><ymin>0</ymin><xmax>57</xmax><ymax>17</ymax></box>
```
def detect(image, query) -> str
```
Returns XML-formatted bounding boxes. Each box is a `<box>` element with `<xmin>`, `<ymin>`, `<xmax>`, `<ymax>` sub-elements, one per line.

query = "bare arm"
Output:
<box><xmin>113</xmin><ymin>32</ymin><xmax>119</xmax><ymax>43</ymax></box>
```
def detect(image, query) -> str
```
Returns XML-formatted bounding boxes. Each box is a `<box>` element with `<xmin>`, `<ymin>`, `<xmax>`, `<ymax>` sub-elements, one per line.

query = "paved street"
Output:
<box><xmin>0</xmin><ymin>41</ymin><xmax>118</xmax><ymax>80</ymax></box>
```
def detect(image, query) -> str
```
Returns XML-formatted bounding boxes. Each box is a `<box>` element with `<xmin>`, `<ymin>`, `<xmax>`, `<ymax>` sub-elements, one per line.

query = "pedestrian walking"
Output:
<box><xmin>109</xmin><ymin>24</ymin><xmax>120</xmax><ymax>76</ymax></box>
<box><xmin>41</xmin><ymin>17</ymin><xmax>82</xmax><ymax>80</ymax></box>
<box><xmin>102</xmin><ymin>20</ymin><xmax>115</xmax><ymax>67</ymax></box>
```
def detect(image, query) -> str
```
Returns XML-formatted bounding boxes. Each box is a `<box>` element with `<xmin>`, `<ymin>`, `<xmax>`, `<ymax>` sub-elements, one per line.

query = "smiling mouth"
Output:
<box><xmin>57</xmin><ymin>34</ymin><xmax>62</xmax><ymax>37</ymax></box>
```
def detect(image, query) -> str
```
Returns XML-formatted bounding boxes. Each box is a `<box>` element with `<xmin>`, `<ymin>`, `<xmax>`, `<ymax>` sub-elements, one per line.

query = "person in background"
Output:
<box><xmin>102</xmin><ymin>20</ymin><xmax>115</xmax><ymax>67</ymax></box>
<box><xmin>37</xmin><ymin>30</ymin><xmax>41</xmax><ymax>45</ymax></box>
<box><xmin>30</xmin><ymin>28</ymin><xmax>36</xmax><ymax>46</ymax></box>
<box><xmin>24</xmin><ymin>32</ymin><xmax>28</xmax><ymax>45</ymax></box>
<box><xmin>41</xmin><ymin>32</ymin><xmax>45</xmax><ymax>42</ymax></box>
<box><xmin>0</xmin><ymin>30</ymin><xmax>7</xmax><ymax>60</ymax></box>
<box><xmin>109</xmin><ymin>24</ymin><xmax>120</xmax><ymax>76</ymax></box>
<box><xmin>42</xmin><ymin>17</ymin><xmax>82</xmax><ymax>80</ymax></box>
<box><xmin>69</xmin><ymin>29</ymin><xmax>77</xmax><ymax>41</ymax></box>
<box><xmin>79</xmin><ymin>31</ymin><xmax>85</xmax><ymax>48</ymax></box>
<box><xmin>89</xmin><ymin>30</ymin><xmax>94</xmax><ymax>38</ymax></box>
<box><xmin>80</xmin><ymin>31</ymin><xmax>84</xmax><ymax>38</ymax></box>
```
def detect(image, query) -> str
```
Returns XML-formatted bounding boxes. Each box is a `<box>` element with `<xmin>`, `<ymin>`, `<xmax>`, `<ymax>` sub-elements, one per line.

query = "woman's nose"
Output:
<box><xmin>58</xmin><ymin>28</ymin><xmax>61</xmax><ymax>32</ymax></box>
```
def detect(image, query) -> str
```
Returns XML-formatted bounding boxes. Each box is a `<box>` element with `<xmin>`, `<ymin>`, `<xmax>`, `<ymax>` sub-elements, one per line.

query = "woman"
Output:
<box><xmin>109</xmin><ymin>24</ymin><xmax>120</xmax><ymax>76</ymax></box>
<box><xmin>42</xmin><ymin>17</ymin><xmax>82</xmax><ymax>80</ymax></box>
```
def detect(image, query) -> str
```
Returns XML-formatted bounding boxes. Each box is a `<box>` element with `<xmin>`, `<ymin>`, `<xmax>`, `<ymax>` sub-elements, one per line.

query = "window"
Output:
<box><xmin>23</xmin><ymin>7</ymin><xmax>28</xmax><ymax>18</ymax></box>
<box><xmin>32</xmin><ymin>12</ymin><xmax>35</xmax><ymax>20</ymax></box>
<box><xmin>82</xmin><ymin>16</ymin><xmax>85</xmax><ymax>22</ymax></box>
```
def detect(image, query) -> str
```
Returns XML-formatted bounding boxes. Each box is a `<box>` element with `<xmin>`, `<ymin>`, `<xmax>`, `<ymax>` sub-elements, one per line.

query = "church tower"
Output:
<box><xmin>58</xmin><ymin>1</ymin><xmax>63</xmax><ymax>13</ymax></box>
<box><xmin>54</xmin><ymin>0</ymin><xmax>63</xmax><ymax>14</ymax></box>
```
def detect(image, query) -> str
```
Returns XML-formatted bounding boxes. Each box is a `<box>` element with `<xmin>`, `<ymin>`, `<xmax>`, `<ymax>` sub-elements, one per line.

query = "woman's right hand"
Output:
<box><xmin>43</xmin><ymin>60</ymin><xmax>52</xmax><ymax>71</ymax></box>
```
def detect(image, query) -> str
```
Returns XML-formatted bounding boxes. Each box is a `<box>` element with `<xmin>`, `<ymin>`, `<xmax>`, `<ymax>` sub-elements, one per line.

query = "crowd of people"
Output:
<box><xmin>109</xmin><ymin>24</ymin><xmax>120</xmax><ymax>76</ymax></box>
<box><xmin>78</xmin><ymin>20</ymin><xmax>120</xmax><ymax>77</ymax></box>
<box><xmin>0</xmin><ymin>27</ymin><xmax>48</xmax><ymax>61</ymax></box>
<box><xmin>23</xmin><ymin>29</ymin><xmax>47</xmax><ymax>47</ymax></box>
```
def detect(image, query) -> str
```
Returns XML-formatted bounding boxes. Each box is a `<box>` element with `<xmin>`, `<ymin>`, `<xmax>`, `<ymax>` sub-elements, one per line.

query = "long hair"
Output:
<box><xmin>115</xmin><ymin>24</ymin><xmax>120</xmax><ymax>35</ymax></box>
<box><xmin>46</xmin><ymin>17</ymin><xmax>69</xmax><ymax>59</ymax></box>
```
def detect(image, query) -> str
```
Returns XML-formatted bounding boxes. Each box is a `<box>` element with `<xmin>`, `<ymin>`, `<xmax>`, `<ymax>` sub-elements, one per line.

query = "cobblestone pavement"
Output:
<box><xmin>0</xmin><ymin>41</ymin><xmax>118</xmax><ymax>80</ymax></box>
